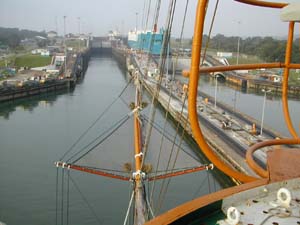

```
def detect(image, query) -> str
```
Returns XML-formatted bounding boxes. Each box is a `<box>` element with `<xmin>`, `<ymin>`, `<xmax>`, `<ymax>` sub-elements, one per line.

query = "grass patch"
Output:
<box><xmin>0</xmin><ymin>56</ymin><xmax>16</xmax><ymax>67</ymax></box>
<box><xmin>14</xmin><ymin>54</ymin><xmax>51</xmax><ymax>68</ymax></box>
<box><xmin>66</xmin><ymin>40</ymin><xmax>86</xmax><ymax>50</ymax></box>
<box><xmin>227</xmin><ymin>55</ymin><xmax>263</xmax><ymax>65</ymax></box>
<box><xmin>289</xmin><ymin>70</ymin><xmax>300</xmax><ymax>86</ymax></box>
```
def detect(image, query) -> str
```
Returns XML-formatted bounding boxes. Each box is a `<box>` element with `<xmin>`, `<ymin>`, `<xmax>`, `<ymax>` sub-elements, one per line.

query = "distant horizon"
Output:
<box><xmin>1</xmin><ymin>0</ymin><xmax>299</xmax><ymax>39</ymax></box>
<box><xmin>1</xmin><ymin>25</ymin><xmax>298</xmax><ymax>41</ymax></box>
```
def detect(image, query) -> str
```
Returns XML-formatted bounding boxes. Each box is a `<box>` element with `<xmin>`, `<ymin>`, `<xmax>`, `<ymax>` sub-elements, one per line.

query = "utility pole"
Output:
<box><xmin>78</xmin><ymin>17</ymin><xmax>81</xmax><ymax>52</ymax></box>
<box><xmin>135</xmin><ymin>12</ymin><xmax>139</xmax><ymax>32</ymax></box>
<box><xmin>236</xmin><ymin>21</ymin><xmax>241</xmax><ymax>65</ymax></box>
<box><xmin>214</xmin><ymin>75</ymin><xmax>220</xmax><ymax>108</ymax></box>
<box><xmin>63</xmin><ymin>16</ymin><xmax>67</xmax><ymax>77</ymax></box>
<box><xmin>55</xmin><ymin>16</ymin><xmax>58</xmax><ymax>35</ymax></box>
<box><xmin>260</xmin><ymin>89</ymin><xmax>271</xmax><ymax>135</ymax></box>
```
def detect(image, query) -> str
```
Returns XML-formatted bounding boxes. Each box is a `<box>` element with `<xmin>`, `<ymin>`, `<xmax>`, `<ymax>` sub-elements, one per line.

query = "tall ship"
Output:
<box><xmin>55</xmin><ymin>0</ymin><xmax>300</xmax><ymax>224</ymax></box>
<box><xmin>127</xmin><ymin>27</ymin><xmax>164</xmax><ymax>55</ymax></box>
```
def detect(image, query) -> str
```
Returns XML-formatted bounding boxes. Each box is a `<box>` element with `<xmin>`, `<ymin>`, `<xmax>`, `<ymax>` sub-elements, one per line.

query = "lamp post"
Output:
<box><xmin>78</xmin><ymin>17</ymin><xmax>81</xmax><ymax>52</ymax></box>
<box><xmin>236</xmin><ymin>21</ymin><xmax>241</xmax><ymax>65</ymax></box>
<box><xmin>260</xmin><ymin>89</ymin><xmax>271</xmax><ymax>135</ymax></box>
<box><xmin>135</xmin><ymin>12</ymin><xmax>139</xmax><ymax>31</ymax></box>
<box><xmin>63</xmin><ymin>16</ymin><xmax>67</xmax><ymax>76</ymax></box>
<box><xmin>214</xmin><ymin>74</ymin><xmax>220</xmax><ymax>108</ymax></box>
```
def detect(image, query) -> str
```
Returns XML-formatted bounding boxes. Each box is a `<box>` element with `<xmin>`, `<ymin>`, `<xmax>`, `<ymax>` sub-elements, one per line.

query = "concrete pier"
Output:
<box><xmin>0</xmin><ymin>50</ymin><xmax>90</xmax><ymax>103</ymax></box>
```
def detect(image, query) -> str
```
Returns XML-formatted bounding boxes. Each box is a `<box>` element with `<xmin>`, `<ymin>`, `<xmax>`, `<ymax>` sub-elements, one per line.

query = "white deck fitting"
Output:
<box><xmin>218</xmin><ymin>178</ymin><xmax>300</xmax><ymax>225</ymax></box>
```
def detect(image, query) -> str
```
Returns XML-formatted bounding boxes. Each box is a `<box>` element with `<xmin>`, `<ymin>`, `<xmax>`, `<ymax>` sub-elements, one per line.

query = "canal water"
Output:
<box><xmin>0</xmin><ymin>56</ymin><xmax>221</xmax><ymax>225</ymax></box>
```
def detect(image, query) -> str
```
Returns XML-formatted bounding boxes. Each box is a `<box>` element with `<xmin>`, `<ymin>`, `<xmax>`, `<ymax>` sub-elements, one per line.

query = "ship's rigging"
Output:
<box><xmin>54</xmin><ymin>0</ymin><xmax>216</xmax><ymax>224</ymax></box>
<box><xmin>55</xmin><ymin>0</ymin><xmax>300</xmax><ymax>224</ymax></box>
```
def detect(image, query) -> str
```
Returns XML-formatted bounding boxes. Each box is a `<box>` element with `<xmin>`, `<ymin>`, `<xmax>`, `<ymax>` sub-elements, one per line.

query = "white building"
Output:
<box><xmin>47</xmin><ymin>31</ymin><xmax>57</xmax><ymax>38</ymax></box>
<box><xmin>217</xmin><ymin>52</ymin><xmax>233</xmax><ymax>58</ymax></box>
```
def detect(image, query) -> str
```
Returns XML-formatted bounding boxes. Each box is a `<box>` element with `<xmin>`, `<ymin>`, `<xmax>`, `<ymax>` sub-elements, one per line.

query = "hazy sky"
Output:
<box><xmin>0</xmin><ymin>0</ymin><xmax>299</xmax><ymax>38</ymax></box>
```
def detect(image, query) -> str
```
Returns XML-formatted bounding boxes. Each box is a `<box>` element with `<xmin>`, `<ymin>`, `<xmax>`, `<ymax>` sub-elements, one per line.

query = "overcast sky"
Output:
<box><xmin>0</xmin><ymin>0</ymin><xmax>299</xmax><ymax>38</ymax></box>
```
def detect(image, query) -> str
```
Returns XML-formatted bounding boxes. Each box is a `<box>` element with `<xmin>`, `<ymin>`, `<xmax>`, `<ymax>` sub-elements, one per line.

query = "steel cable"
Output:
<box><xmin>59</xmin><ymin>77</ymin><xmax>132</xmax><ymax>161</ymax></box>
<box><xmin>140</xmin><ymin>114</ymin><xmax>200</xmax><ymax>162</ymax></box>
<box><xmin>65</xmin><ymin>111</ymin><xmax>132</xmax><ymax>163</ymax></box>
<box><xmin>156</xmin><ymin>93</ymin><xmax>188</xmax><ymax>212</ymax></box>
<box><xmin>69</xmin><ymin>174</ymin><xmax>103</xmax><ymax>225</ymax></box>
<box><xmin>142</xmin><ymin>0</ymin><xmax>176</xmax><ymax>170</ymax></box>
<box><xmin>202</xmin><ymin>0</ymin><xmax>219</xmax><ymax>65</ymax></box>
<box><xmin>71</xmin><ymin>114</ymin><xmax>131</xmax><ymax>164</ymax></box>
<box><xmin>61</xmin><ymin>168</ymin><xmax>64</xmax><ymax>225</ymax></box>
<box><xmin>66</xmin><ymin>169</ymin><xmax>70</xmax><ymax>225</ymax></box>
<box><xmin>192</xmin><ymin>171</ymin><xmax>209</xmax><ymax>199</ymax></box>
<box><xmin>55</xmin><ymin>168</ymin><xmax>59</xmax><ymax>225</ymax></box>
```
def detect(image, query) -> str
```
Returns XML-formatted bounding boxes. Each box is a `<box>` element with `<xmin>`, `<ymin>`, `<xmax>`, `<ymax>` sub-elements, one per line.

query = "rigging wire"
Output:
<box><xmin>144</xmin><ymin>0</ymin><xmax>176</xmax><ymax>208</ymax></box>
<box><xmin>140</xmin><ymin>113</ymin><xmax>189</xmax><ymax>149</ymax></box>
<box><xmin>201</xmin><ymin>0</ymin><xmax>219</xmax><ymax>65</ymax></box>
<box><xmin>192</xmin><ymin>171</ymin><xmax>209</xmax><ymax>199</ymax></box>
<box><xmin>173</xmin><ymin>0</ymin><xmax>189</xmax><ymax>71</ymax></box>
<box><xmin>123</xmin><ymin>191</ymin><xmax>135</xmax><ymax>225</ymax></box>
<box><xmin>213</xmin><ymin>176</ymin><xmax>217</xmax><ymax>192</ymax></box>
<box><xmin>208</xmin><ymin>171</ymin><xmax>212</xmax><ymax>193</ymax></box>
<box><xmin>127</xmin><ymin>182</ymin><xmax>134</xmax><ymax>225</ymax></box>
<box><xmin>66</xmin><ymin>114</ymin><xmax>129</xmax><ymax>162</ymax></box>
<box><xmin>70</xmin><ymin>113</ymin><xmax>132</xmax><ymax>164</ymax></box>
<box><xmin>55</xmin><ymin>167</ymin><xmax>59</xmax><ymax>225</ymax></box>
<box><xmin>143</xmin><ymin>0</ymin><xmax>189</xmax><ymax>209</ymax></box>
<box><xmin>142</xmin><ymin>0</ymin><xmax>176</xmax><ymax>169</ymax></box>
<box><xmin>140</xmin><ymin>114</ymin><xmax>200</xmax><ymax>163</ymax></box>
<box><xmin>61</xmin><ymin>168</ymin><xmax>65</xmax><ymax>225</ymax></box>
<box><xmin>59</xmin><ymin>77</ymin><xmax>133</xmax><ymax>161</ymax></box>
<box><xmin>141</xmin><ymin>0</ymin><xmax>147</xmax><ymax>30</ymax></box>
<box><xmin>66</xmin><ymin>169</ymin><xmax>70</xmax><ymax>225</ymax></box>
<box><xmin>144</xmin><ymin>0</ymin><xmax>152</xmax><ymax>31</ymax></box>
<box><xmin>139</xmin><ymin>0</ymin><xmax>164</xmax><ymax>162</ymax></box>
<box><xmin>120</xmin><ymin>96</ymin><xmax>131</xmax><ymax>109</ymax></box>
<box><xmin>65</xmin><ymin>112</ymin><xmax>132</xmax><ymax>163</ymax></box>
<box><xmin>69</xmin><ymin>174</ymin><xmax>103</xmax><ymax>225</ymax></box>
<box><xmin>156</xmin><ymin>93</ymin><xmax>188</xmax><ymax>212</ymax></box>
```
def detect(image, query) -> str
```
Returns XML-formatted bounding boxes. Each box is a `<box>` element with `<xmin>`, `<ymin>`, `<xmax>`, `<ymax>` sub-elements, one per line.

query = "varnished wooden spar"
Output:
<box><xmin>55</xmin><ymin>162</ymin><xmax>130</xmax><ymax>181</ymax></box>
<box><xmin>132</xmin><ymin>76</ymin><xmax>149</xmax><ymax>225</ymax></box>
<box><xmin>148</xmin><ymin>164</ymin><xmax>213</xmax><ymax>181</ymax></box>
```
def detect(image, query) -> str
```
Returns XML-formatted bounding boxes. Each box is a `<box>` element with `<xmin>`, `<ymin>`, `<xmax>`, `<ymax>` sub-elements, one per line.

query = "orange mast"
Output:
<box><xmin>132</xmin><ymin>74</ymin><xmax>148</xmax><ymax>224</ymax></box>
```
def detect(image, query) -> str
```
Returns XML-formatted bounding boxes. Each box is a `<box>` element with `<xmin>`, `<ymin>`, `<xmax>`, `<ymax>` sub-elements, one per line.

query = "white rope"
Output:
<box><xmin>146</xmin><ymin>195</ymin><xmax>155</xmax><ymax>219</ymax></box>
<box><xmin>123</xmin><ymin>191</ymin><xmax>135</xmax><ymax>225</ymax></box>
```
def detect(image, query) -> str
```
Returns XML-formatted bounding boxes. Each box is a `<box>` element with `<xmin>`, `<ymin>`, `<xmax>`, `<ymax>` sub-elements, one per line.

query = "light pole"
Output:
<box><xmin>135</xmin><ymin>12</ymin><xmax>139</xmax><ymax>31</ymax></box>
<box><xmin>236</xmin><ymin>21</ymin><xmax>241</xmax><ymax>65</ymax></box>
<box><xmin>78</xmin><ymin>17</ymin><xmax>81</xmax><ymax>52</ymax></box>
<box><xmin>214</xmin><ymin>74</ymin><xmax>220</xmax><ymax>108</ymax></box>
<box><xmin>260</xmin><ymin>89</ymin><xmax>271</xmax><ymax>135</ymax></box>
<box><xmin>63</xmin><ymin>16</ymin><xmax>67</xmax><ymax>76</ymax></box>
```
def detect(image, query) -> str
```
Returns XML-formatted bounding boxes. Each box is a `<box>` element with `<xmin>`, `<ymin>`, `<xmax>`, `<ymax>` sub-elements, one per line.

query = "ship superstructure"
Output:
<box><xmin>128</xmin><ymin>28</ymin><xmax>164</xmax><ymax>55</ymax></box>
